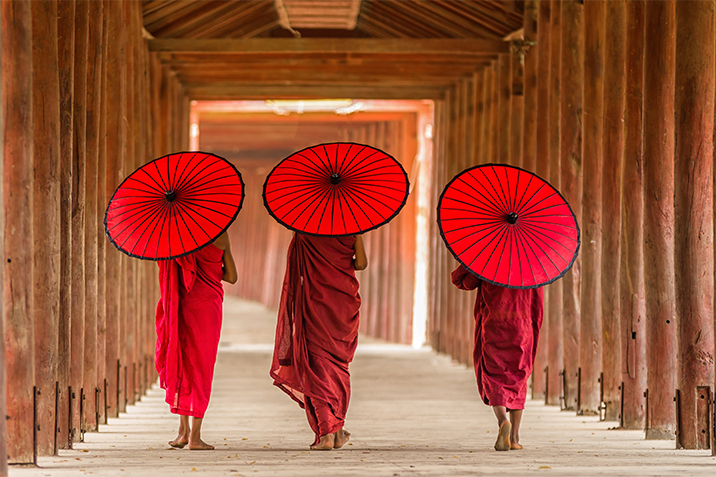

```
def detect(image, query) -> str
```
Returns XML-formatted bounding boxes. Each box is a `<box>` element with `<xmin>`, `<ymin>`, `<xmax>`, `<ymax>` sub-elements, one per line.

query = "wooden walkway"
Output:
<box><xmin>12</xmin><ymin>298</ymin><xmax>715</xmax><ymax>477</ymax></box>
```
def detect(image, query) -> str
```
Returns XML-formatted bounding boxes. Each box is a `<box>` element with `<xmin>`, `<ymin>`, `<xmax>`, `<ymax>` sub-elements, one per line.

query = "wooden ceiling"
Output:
<box><xmin>143</xmin><ymin>1</ymin><xmax>524</xmax><ymax>100</ymax></box>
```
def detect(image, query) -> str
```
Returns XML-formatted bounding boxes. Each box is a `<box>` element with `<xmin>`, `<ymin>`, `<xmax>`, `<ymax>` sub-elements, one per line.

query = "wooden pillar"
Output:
<box><xmin>577</xmin><ymin>0</ymin><xmax>605</xmax><ymax>416</ymax></box>
<box><xmin>619</xmin><ymin>0</ymin><xmax>647</xmax><ymax>431</ymax></box>
<box><xmin>510</xmin><ymin>50</ymin><xmax>524</xmax><ymax>169</ymax></box>
<box><xmin>57</xmin><ymin>0</ymin><xmax>75</xmax><ymax>450</ymax></box>
<box><xmin>83</xmin><ymin>0</ymin><xmax>104</xmax><ymax>432</ymax></box>
<box><xmin>95</xmin><ymin>0</ymin><xmax>109</xmax><ymax>427</ymax></box>
<box><xmin>70</xmin><ymin>0</ymin><xmax>89</xmax><ymax>441</ymax></box>
<box><xmin>547</xmin><ymin>0</ymin><xmax>563</xmax><ymax>407</ymax></box>
<box><xmin>0</xmin><ymin>3</ymin><xmax>6</xmax><ymax>473</ymax></box>
<box><xmin>31</xmin><ymin>0</ymin><xmax>60</xmax><ymax>455</ymax></box>
<box><xmin>560</xmin><ymin>0</ymin><xmax>584</xmax><ymax>412</ymax></box>
<box><xmin>674</xmin><ymin>0</ymin><xmax>715</xmax><ymax>450</ymax></box>
<box><xmin>490</xmin><ymin>62</ymin><xmax>500</xmax><ymax>163</ymax></box>
<box><xmin>522</xmin><ymin>0</ymin><xmax>538</xmax><ymax>172</ymax></box>
<box><xmin>601</xmin><ymin>0</ymin><xmax>626</xmax><ymax>422</ymax></box>
<box><xmin>532</xmin><ymin>0</ymin><xmax>552</xmax><ymax>401</ymax></box>
<box><xmin>498</xmin><ymin>55</ymin><xmax>512</xmax><ymax>166</ymax></box>
<box><xmin>104</xmin><ymin>0</ymin><xmax>126</xmax><ymax>419</ymax></box>
<box><xmin>643</xmin><ymin>0</ymin><xmax>677</xmax><ymax>440</ymax></box>
<box><xmin>2</xmin><ymin>0</ymin><xmax>34</xmax><ymax>463</ymax></box>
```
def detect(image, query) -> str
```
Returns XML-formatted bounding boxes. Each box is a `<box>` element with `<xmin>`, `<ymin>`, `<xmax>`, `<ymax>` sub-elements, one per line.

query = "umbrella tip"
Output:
<box><xmin>330</xmin><ymin>173</ymin><xmax>341</xmax><ymax>185</ymax></box>
<box><xmin>165</xmin><ymin>190</ymin><xmax>177</xmax><ymax>202</ymax></box>
<box><xmin>507</xmin><ymin>212</ymin><xmax>518</xmax><ymax>224</ymax></box>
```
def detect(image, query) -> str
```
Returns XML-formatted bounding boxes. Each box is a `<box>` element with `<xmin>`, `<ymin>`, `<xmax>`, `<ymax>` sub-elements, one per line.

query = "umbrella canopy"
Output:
<box><xmin>105</xmin><ymin>151</ymin><xmax>244</xmax><ymax>261</ymax></box>
<box><xmin>263</xmin><ymin>142</ymin><xmax>409</xmax><ymax>236</ymax></box>
<box><xmin>438</xmin><ymin>163</ymin><xmax>580</xmax><ymax>289</ymax></box>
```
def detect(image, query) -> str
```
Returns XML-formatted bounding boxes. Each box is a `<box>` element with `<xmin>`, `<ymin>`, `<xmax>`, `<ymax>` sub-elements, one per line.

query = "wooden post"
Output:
<box><xmin>31</xmin><ymin>0</ymin><xmax>61</xmax><ymax>455</ymax></box>
<box><xmin>643</xmin><ymin>0</ymin><xmax>676</xmax><ymax>440</ymax></box>
<box><xmin>83</xmin><ymin>0</ymin><xmax>104</xmax><ymax>432</ymax></box>
<box><xmin>57</xmin><ymin>0</ymin><xmax>75</xmax><ymax>450</ymax></box>
<box><xmin>104</xmin><ymin>0</ymin><xmax>126</xmax><ymax>419</ymax></box>
<box><xmin>579</xmin><ymin>0</ymin><xmax>605</xmax><ymax>416</ymax></box>
<box><xmin>560</xmin><ymin>0</ymin><xmax>584</xmax><ymax>412</ymax></box>
<box><xmin>531</xmin><ymin>0</ymin><xmax>552</xmax><ymax>402</ymax></box>
<box><xmin>0</xmin><ymin>2</ymin><xmax>6</xmax><ymax>473</ymax></box>
<box><xmin>490</xmin><ymin>62</ymin><xmax>500</xmax><ymax>163</ymax></box>
<box><xmin>601</xmin><ymin>0</ymin><xmax>626</xmax><ymax>423</ymax></box>
<box><xmin>510</xmin><ymin>51</ymin><xmax>523</xmax><ymax>169</ymax></box>
<box><xmin>95</xmin><ymin>0</ymin><xmax>109</xmax><ymax>427</ymax></box>
<box><xmin>547</xmin><ymin>0</ymin><xmax>563</xmax><ymax>407</ymax></box>
<box><xmin>481</xmin><ymin>66</ymin><xmax>494</xmax><ymax>165</ymax></box>
<box><xmin>522</xmin><ymin>0</ymin><xmax>538</xmax><ymax>172</ymax></box>
<box><xmin>674</xmin><ymin>0</ymin><xmax>715</xmax><ymax>450</ymax></box>
<box><xmin>620</xmin><ymin>0</ymin><xmax>647</xmax><ymax>430</ymax></box>
<box><xmin>2</xmin><ymin>0</ymin><xmax>35</xmax><ymax>462</ymax></box>
<box><xmin>70</xmin><ymin>0</ymin><xmax>89</xmax><ymax>441</ymax></box>
<box><xmin>498</xmin><ymin>55</ymin><xmax>512</xmax><ymax>166</ymax></box>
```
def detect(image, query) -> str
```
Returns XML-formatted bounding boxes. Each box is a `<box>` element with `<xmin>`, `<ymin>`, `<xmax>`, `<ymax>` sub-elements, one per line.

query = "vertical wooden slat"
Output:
<box><xmin>3</xmin><ymin>0</ymin><xmax>34</xmax><ymax>463</ymax></box>
<box><xmin>31</xmin><ymin>0</ymin><xmax>60</xmax><ymax>455</ymax></box>
<box><xmin>83</xmin><ymin>0</ymin><xmax>104</xmax><ymax>433</ymax></box>
<box><xmin>619</xmin><ymin>0</ymin><xmax>647</xmax><ymax>431</ymax></box>
<box><xmin>643</xmin><ymin>0</ymin><xmax>677</xmax><ymax>440</ymax></box>
<box><xmin>546</xmin><ymin>0</ymin><xmax>564</xmax><ymax>407</ymax></box>
<box><xmin>673</xmin><ymin>0</ymin><xmax>715</xmax><ymax>450</ymax></box>
<box><xmin>522</xmin><ymin>0</ymin><xmax>538</xmax><ymax>172</ymax></box>
<box><xmin>601</xmin><ymin>0</ymin><xmax>627</xmax><ymax>422</ymax></box>
<box><xmin>57</xmin><ymin>0</ymin><xmax>75</xmax><ymax>449</ymax></box>
<box><xmin>579</xmin><ymin>0</ymin><xmax>605</xmax><ymax>416</ymax></box>
<box><xmin>0</xmin><ymin>2</ymin><xmax>6</xmax><ymax>472</ymax></box>
<box><xmin>497</xmin><ymin>54</ymin><xmax>512</xmax><ymax>166</ymax></box>
<box><xmin>560</xmin><ymin>0</ymin><xmax>584</xmax><ymax>412</ymax></box>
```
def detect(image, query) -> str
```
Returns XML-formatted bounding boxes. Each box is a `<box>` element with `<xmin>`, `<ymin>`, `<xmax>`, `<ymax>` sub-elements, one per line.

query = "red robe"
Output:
<box><xmin>155</xmin><ymin>244</ymin><xmax>224</xmax><ymax>418</ymax></box>
<box><xmin>451</xmin><ymin>264</ymin><xmax>543</xmax><ymax>410</ymax></box>
<box><xmin>271</xmin><ymin>234</ymin><xmax>361</xmax><ymax>444</ymax></box>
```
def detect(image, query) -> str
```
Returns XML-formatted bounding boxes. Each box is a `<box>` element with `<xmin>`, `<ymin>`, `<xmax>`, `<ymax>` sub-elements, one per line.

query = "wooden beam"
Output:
<box><xmin>148</xmin><ymin>38</ymin><xmax>510</xmax><ymax>55</ymax></box>
<box><xmin>185</xmin><ymin>84</ymin><xmax>447</xmax><ymax>100</ymax></box>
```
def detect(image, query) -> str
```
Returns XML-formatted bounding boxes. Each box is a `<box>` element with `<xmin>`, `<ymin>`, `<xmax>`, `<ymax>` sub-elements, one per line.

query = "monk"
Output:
<box><xmin>155</xmin><ymin>231</ymin><xmax>237</xmax><ymax>450</ymax></box>
<box><xmin>271</xmin><ymin>233</ymin><xmax>368</xmax><ymax>450</ymax></box>
<box><xmin>451</xmin><ymin>263</ymin><xmax>543</xmax><ymax>451</ymax></box>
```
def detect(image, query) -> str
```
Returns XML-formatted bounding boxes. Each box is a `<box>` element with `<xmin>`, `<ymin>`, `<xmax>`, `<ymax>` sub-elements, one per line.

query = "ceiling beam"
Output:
<box><xmin>148</xmin><ymin>38</ymin><xmax>510</xmax><ymax>54</ymax></box>
<box><xmin>185</xmin><ymin>84</ymin><xmax>447</xmax><ymax>100</ymax></box>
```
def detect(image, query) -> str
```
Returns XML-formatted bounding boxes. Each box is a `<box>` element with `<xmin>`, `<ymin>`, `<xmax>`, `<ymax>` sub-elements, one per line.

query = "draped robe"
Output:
<box><xmin>155</xmin><ymin>244</ymin><xmax>224</xmax><ymax>418</ymax></box>
<box><xmin>451</xmin><ymin>264</ymin><xmax>543</xmax><ymax>410</ymax></box>
<box><xmin>271</xmin><ymin>234</ymin><xmax>361</xmax><ymax>444</ymax></box>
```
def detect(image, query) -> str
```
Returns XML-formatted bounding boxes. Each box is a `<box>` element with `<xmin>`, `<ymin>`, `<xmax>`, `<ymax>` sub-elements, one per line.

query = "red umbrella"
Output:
<box><xmin>263</xmin><ymin>142</ymin><xmax>409</xmax><ymax>236</ymax></box>
<box><xmin>105</xmin><ymin>151</ymin><xmax>244</xmax><ymax>260</ymax></box>
<box><xmin>438</xmin><ymin>164</ymin><xmax>580</xmax><ymax>289</ymax></box>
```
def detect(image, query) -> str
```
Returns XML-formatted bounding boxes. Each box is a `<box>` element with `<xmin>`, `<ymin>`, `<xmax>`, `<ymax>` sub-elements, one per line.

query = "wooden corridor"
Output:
<box><xmin>1</xmin><ymin>0</ymin><xmax>716</xmax><ymax>474</ymax></box>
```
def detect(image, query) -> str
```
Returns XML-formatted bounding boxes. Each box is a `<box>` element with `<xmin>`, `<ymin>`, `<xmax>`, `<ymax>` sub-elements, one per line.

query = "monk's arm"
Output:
<box><xmin>214</xmin><ymin>232</ymin><xmax>238</xmax><ymax>284</ymax></box>
<box><xmin>353</xmin><ymin>235</ymin><xmax>368</xmax><ymax>270</ymax></box>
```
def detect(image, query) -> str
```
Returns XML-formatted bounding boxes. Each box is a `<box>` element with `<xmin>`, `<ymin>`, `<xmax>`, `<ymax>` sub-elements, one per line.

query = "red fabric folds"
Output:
<box><xmin>451</xmin><ymin>264</ymin><xmax>543</xmax><ymax>410</ymax></box>
<box><xmin>155</xmin><ymin>244</ymin><xmax>225</xmax><ymax>418</ymax></box>
<box><xmin>271</xmin><ymin>234</ymin><xmax>361</xmax><ymax>444</ymax></box>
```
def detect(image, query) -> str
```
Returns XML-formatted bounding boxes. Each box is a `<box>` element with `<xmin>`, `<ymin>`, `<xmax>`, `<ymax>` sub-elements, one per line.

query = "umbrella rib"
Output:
<box><xmin>518</xmin><ymin>222</ymin><xmax>573</xmax><ymax>258</ymax></box>
<box><xmin>171</xmin><ymin>153</ymin><xmax>182</xmax><ymax>191</ymax></box>
<box><xmin>337</xmin><ymin>144</ymin><xmax>367</xmax><ymax>177</ymax></box>
<box><xmin>346</xmin><ymin>163</ymin><xmax>403</xmax><ymax>178</ymax></box>
<box><xmin>447</xmin><ymin>222</ymin><xmax>505</xmax><ymax>246</ymax></box>
<box><xmin>494</xmin><ymin>167</ymin><xmax>515</xmax><ymax>215</ymax></box>
<box><xmin>517</xmin><ymin>198</ymin><xmax>562</xmax><ymax>217</ymax></box>
<box><xmin>175</xmin><ymin>204</ymin><xmax>201</xmax><ymax>249</ymax></box>
<box><xmin>516</xmin><ymin>224</ymin><xmax>561</xmax><ymax>278</ymax></box>
<box><xmin>440</xmin><ymin>197</ymin><xmax>506</xmax><ymax>218</ymax></box>
<box><xmin>114</xmin><ymin>201</ymin><xmax>166</xmax><ymax>248</ymax></box>
<box><xmin>301</xmin><ymin>150</ymin><xmax>333</xmax><ymax>178</ymax></box>
<box><xmin>337</xmin><ymin>144</ymin><xmax>357</xmax><ymax>177</ymax></box>
<box><xmin>340</xmin><ymin>185</ymin><xmax>375</xmax><ymax>227</ymax></box>
<box><xmin>335</xmin><ymin>183</ymin><xmax>350</xmax><ymax>234</ymax></box>
<box><xmin>492</xmin><ymin>223</ymin><xmax>511</xmax><ymax>283</ymax></box>
<box><xmin>521</xmin><ymin>218</ymin><xmax>578</xmax><ymax>231</ymax></box>
<box><xmin>456</xmin><ymin>176</ymin><xmax>508</xmax><ymax>216</ymax></box>
<box><xmin>341</xmin><ymin>150</ymin><xmax>380</xmax><ymax>177</ymax></box>
<box><xmin>513</xmin><ymin>174</ymin><xmax>536</xmax><ymax>213</ymax></box>
<box><xmin>321</xmin><ymin>144</ymin><xmax>336</xmax><ymax>175</ymax></box>
<box><xmin>315</xmin><ymin>185</ymin><xmax>333</xmax><ymax>235</ymax></box>
<box><xmin>108</xmin><ymin>197</ymin><xmax>165</xmax><ymax>216</ymax></box>
<box><xmin>137</xmin><ymin>167</ymin><xmax>169</xmax><ymax>195</ymax></box>
<box><xmin>124</xmin><ymin>177</ymin><xmax>165</xmax><ymax>195</ymax></box>
<box><xmin>107</xmin><ymin>199</ymin><xmax>165</xmax><ymax>232</ymax></box>
<box><xmin>178</xmin><ymin>198</ymin><xmax>234</xmax><ymax>219</ymax></box>
<box><xmin>267</xmin><ymin>184</ymin><xmax>325</xmax><ymax>206</ymax></box>
<box><xmin>182</xmin><ymin>191</ymin><xmax>243</xmax><ymax>199</ymax></box>
<box><xmin>174</xmin><ymin>157</ymin><xmax>223</xmax><ymax>194</ymax></box>
<box><xmin>268</xmin><ymin>171</ymin><xmax>327</xmax><ymax>182</ymax></box>
<box><xmin>476</xmin><ymin>167</ymin><xmax>511</xmax><ymax>216</ymax></box>
<box><xmin>128</xmin><ymin>203</ymin><xmax>167</xmax><ymax>258</ymax></box>
<box><xmin>288</xmin><ymin>184</ymin><xmax>332</xmax><ymax>230</ymax></box>
<box><xmin>152</xmin><ymin>201</ymin><xmax>173</xmax><ymax>260</ymax></box>
<box><xmin>509</xmin><ymin>168</ymin><xmax>520</xmax><ymax>213</ymax></box>
<box><xmin>519</xmin><ymin>225</ymin><xmax>536</xmax><ymax>284</ymax></box>
<box><xmin>153</xmin><ymin>160</ymin><xmax>170</xmax><ymax>192</ymax></box>
<box><xmin>284</xmin><ymin>156</ymin><xmax>327</xmax><ymax>178</ymax></box>
<box><xmin>516</xmin><ymin>183</ymin><xmax>551</xmax><ymax>215</ymax></box>
<box><xmin>172</xmin><ymin>152</ymin><xmax>202</xmax><ymax>192</ymax></box>
<box><xmin>343</xmin><ymin>179</ymin><xmax>407</xmax><ymax>193</ymax></box>
<box><xmin>512</xmin><ymin>225</ymin><xmax>525</xmax><ymax>287</ymax></box>
<box><xmin>341</xmin><ymin>186</ymin><xmax>387</xmax><ymax>225</ymax></box>
<box><xmin>113</xmin><ymin>185</ymin><xmax>164</xmax><ymax>197</ymax></box>
<box><xmin>176</xmin><ymin>166</ymin><xmax>228</xmax><ymax>195</ymax></box>
<box><xmin>439</xmin><ymin>217</ymin><xmax>506</xmax><ymax>225</ymax></box>
<box><xmin>463</xmin><ymin>223</ymin><xmax>509</xmax><ymax>278</ymax></box>
<box><xmin>171</xmin><ymin>203</ymin><xmax>186</xmax><ymax>256</ymax></box>
<box><xmin>173</xmin><ymin>200</ymin><xmax>215</xmax><ymax>241</ymax></box>
<box><xmin>523</xmin><ymin>225</ymin><xmax>554</xmax><ymax>284</ymax></box>
<box><xmin>439</xmin><ymin>207</ymin><xmax>504</xmax><ymax>220</ymax></box>
<box><xmin>183</xmin><ymin>172</ymin><xmax>241</xmax><ymax>193</ymax></box>
<box><xmin>341</xmin><ymin>183</ymin><xmax>404</xmax><ymax>203</ymax></box>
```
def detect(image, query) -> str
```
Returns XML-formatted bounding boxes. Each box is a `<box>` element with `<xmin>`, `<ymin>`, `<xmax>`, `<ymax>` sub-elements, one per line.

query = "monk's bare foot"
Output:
<box><xmin>188</xmin><ymin>438</ymin><xmax>214</xmax><ymax>450</ymax></box>
<box><xmin>510</xmin><ymin>442</ymin><xmax>523</xmax><ymax>450</ymax></box>
<box><xmin>168</xmin><ymin>436</ymin><xmax>188</xmax><ymax>449</ymax></box>
<box><xmin>494</xmin><ymin>421</ymin><xmax>511</xmax><ymax>451</ymax></box>
<box><xmin>310</xmin><ymin>433</ymin><xmax>335</xmax><ymax>450</ymax></box>
<box><xmin>334</xmin><ymin>429</ymin><xmax>351</xmax><ymax>449</ymax></box>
